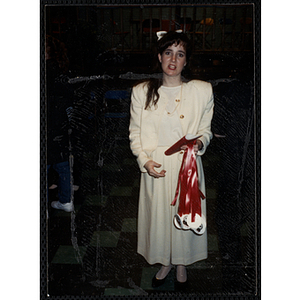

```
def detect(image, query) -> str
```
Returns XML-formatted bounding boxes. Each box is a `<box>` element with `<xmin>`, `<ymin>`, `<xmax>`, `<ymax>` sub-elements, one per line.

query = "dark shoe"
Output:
<box><xmin>152</xmin><ymin>275</ymin><xmax>166</xmax><ymax>288</ymax></box>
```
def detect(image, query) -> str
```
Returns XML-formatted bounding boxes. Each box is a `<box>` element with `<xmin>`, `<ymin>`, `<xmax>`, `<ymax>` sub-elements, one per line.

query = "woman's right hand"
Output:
<box><xmin>144</xmin><ymin>160</ymin><xmax>166</xmax><ymax>178</ymax></box>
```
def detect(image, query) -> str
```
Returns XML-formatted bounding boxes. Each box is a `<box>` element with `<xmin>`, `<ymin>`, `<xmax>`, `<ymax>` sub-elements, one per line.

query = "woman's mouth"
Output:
<box><xmin>168</xmin><ymin>64</ymin><xmax>176</xmax><ymax>70</ymax></box>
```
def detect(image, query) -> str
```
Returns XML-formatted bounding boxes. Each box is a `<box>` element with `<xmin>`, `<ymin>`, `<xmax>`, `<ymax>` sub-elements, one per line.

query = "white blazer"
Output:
<box><xmin>129</xmin><ymin>79</ymin><xmax>214</xmax><ymax>172</ymax></box>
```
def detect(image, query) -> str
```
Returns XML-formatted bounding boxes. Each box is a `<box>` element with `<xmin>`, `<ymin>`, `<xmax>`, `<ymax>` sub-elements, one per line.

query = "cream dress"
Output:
<box><xmin>137</xmin><ymin>85</ymin><xmax>208</xmax><ymax>266</ymax></box>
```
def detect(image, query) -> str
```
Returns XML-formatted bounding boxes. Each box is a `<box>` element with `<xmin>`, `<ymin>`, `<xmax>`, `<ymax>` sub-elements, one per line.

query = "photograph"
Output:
<box><xmin>40</xmin><ymin>1</ymin><xmax>260</xmax><ymax>298</ymax></box>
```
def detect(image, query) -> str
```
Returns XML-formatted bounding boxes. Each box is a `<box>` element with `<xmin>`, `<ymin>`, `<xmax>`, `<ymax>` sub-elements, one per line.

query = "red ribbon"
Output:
<box><xmin>171</xmin><ymin>140</ymin><xmax>205</xmax><ymax>222</ymax></box>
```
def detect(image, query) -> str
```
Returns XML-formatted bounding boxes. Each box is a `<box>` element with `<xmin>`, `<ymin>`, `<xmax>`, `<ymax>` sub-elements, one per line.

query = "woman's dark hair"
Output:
<box><xmin>136</xmin><ymin>31</ymin><xmax>192</xmax><ymax>110</ymax></box>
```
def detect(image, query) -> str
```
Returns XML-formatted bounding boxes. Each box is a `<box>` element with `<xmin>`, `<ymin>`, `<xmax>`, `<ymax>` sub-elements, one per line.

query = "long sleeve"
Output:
<box><xmin>197</xmin><ymin>83</ymin><xmax>214</xmax><ymax>156</ymax></box>
<box><xmin>129</xmin><ymin>84</ymin><xmax>151</xmax><ymax>172</ymax></box>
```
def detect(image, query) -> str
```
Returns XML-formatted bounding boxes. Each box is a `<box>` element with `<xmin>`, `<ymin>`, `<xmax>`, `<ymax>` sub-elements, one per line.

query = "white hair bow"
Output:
<box><xmin>156</xmin><ymin>30</ymin><xmax>183</xmax><ymax>40</ymax></box>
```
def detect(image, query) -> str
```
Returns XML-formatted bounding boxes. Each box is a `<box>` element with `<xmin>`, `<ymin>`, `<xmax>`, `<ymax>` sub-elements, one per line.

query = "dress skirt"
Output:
<box><xmin>137</xmin><ymin>146</ymin><xmax>208</xmax><ymax>266</ymax></box>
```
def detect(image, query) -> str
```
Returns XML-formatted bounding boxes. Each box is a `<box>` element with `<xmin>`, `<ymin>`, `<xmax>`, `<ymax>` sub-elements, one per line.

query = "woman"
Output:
<box><xmin>129</xmin><ymin>31</ymin><xmax>214</xmax><ymax>288</ymax></box>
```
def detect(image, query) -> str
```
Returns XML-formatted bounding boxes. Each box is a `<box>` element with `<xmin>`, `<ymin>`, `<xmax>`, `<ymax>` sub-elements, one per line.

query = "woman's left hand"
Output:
<box><xmin>180</xmin><ymin>140</ymin><xmax>203</xmax><ymax>154</ymax></box>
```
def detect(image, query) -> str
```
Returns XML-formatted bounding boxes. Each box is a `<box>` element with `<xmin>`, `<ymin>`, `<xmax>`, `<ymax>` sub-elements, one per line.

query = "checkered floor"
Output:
<box><xmin>46</xmin><ymin>124</ymin><xmax>257</xmax><ymax>297</ymax></box>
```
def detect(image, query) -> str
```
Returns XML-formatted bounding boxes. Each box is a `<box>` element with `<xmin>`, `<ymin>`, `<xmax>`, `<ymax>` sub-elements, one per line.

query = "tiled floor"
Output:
<box><xmin>45</xmin><ymin>83</ymin><xmax>258</xmax><ymax>297</ymax></box>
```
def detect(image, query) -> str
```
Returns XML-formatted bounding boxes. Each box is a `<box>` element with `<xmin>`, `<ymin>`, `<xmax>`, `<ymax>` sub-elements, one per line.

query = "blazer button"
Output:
<box><xmin>180</xmin><ymin>115</ymin><xmax>184</xmax><ymax>119</ymax></box>
<box><xmin>180</xmin><ymin>151</ymin><xmax>184</xmax><ymax>154</ymax></box>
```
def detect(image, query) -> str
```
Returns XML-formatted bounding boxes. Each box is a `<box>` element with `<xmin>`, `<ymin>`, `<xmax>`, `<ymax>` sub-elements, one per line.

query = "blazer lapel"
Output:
<box><xmin>177</xmin><ymin>83</ymin><xmax>188</xmax><ymax>134</ymax></box>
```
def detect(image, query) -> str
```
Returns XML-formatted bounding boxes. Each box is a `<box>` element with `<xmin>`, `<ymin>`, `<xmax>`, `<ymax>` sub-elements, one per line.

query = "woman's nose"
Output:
<box><xmin>171</xmin><ymin>54</ymin><xmax>176</xmax><ymax>61</ymax></box>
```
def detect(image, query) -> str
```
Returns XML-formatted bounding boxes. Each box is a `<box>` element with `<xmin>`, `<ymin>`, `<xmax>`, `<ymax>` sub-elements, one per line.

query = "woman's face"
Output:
<box><xmin>158</xmin><ymin>43</ymin><xmax>187</xmax><ymax>79</ymax></box>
